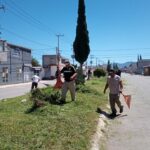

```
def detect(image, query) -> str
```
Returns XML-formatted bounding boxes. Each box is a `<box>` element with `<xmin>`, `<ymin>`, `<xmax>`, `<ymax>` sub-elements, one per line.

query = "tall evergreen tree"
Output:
<box><xmin>113</xmin><ymin>63</ymin><xmax>119</xmax><ymax>71</ymax></box>
<box><xmin>137</xmin><ymin>54</ymin><xmax>140</xmax><ymax>61</ymax></box>
<box><xmin>73</xmin><ymin>0</ymin><xmax>90</xmax><ymax>67</ymax></box>
<box><xmin>140</xmin><ymin>55</ymin><xmax>142</xmax><ymax>60</ymax></box>
<box><xmin>107</xmin><ymin>60</ymin><xmax>111</xmax><ymax>72</ymax></box>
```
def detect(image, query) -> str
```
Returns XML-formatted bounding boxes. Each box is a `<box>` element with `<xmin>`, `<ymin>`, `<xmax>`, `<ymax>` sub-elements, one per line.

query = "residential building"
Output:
<box><xmin>144</xmin><ymin>65</ymin><xmax>150</xmax><ymax>76</ymax></box>
<box><xmin>42</xmin><ymin>55</ymin><xmax>67</xmax><ymax>79</ymax></box>
<box><xmin>0</xmin><ymin>40</ymin><xmax>32</xmax><ymax>85</ymax></box>
<box><xmin>137</xmin><ymin>59</ymin><xmax>150</xmax><ymax>75</ymax></box>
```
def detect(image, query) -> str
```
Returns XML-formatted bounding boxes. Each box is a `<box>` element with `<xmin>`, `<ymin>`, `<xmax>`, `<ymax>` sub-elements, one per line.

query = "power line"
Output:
<box><xmin>5</xmin><ymin>0</ymin><xmax>55</xmax><ymax>36</ymax></box>
<box><xmin>5</xmin><ymin>0</ymin><xmax>73</xmax><ymax>49</ymax></box>
<box><xmin>91</xmin><ymin>48</ymin><xmax>150</xmax><ymax>52</ymax></box>
<box><xmin>1</xmin><ymin>27</ymin><xmax>53</xmax><ymax>47</ymax></box>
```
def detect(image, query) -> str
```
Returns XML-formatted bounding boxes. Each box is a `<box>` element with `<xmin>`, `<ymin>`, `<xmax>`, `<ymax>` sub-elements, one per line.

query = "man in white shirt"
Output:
<box><xmin>104</xmin><ymin>69</ymin><xmax>123</xmax><ymax>117</ymax></box>
<box><xmin>31</xmin><ymin>74</ymin><xmax>40</xmax><ymax>90</ymax></box>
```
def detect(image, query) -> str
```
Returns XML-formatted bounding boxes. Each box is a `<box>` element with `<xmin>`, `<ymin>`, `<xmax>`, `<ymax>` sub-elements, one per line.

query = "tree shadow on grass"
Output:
<box><xmin>25</xmin><ymin>99</ymin><xmax>73</xmax><ymax>114</ymax></box>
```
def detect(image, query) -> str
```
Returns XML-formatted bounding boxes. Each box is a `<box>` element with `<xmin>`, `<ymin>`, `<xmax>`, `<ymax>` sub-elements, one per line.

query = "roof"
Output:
<box><xmin>143</xmin><ymin>65</ymin><xmax>150</xmax><ymax>68</ymax></box>
<box><xmin>0</xmin><ymin>39</ymin><xmax>31</xmax><ymax>53</ymax></box>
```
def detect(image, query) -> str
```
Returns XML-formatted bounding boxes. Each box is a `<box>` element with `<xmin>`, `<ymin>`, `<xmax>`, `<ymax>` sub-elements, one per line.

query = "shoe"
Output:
<box><xmin>72</xmin><ymin>99</ymin><xmax>76</xmax><ymax>101</ymax></box>
<box><xmin>109</xmin><ymin>112</ymin><xmax>117</xmax><ymax>118</ymax></box>
<box><xmin>120</xmin><ymin>106</ymin><xmax>123</xmax><ymax>113</ymax></box>
<box><xmin>60</xmin><ymin>100</ymin><xmax>66</xmax><ymax>104</ymax></box>
<box><xmin>58</xmin><ymin>99</ymin><xmax>66</xmax><ymax>105</ymax></box>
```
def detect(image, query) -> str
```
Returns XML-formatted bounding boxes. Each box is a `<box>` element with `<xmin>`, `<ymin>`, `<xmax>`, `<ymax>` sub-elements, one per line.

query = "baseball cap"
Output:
<box><xmin>64</xmin><ymin>60</ymin><xmax>70</xmax><ymax>63</ymax></box>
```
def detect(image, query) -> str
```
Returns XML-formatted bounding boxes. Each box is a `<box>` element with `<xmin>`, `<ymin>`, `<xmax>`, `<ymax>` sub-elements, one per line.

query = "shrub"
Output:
<box><xmin>27</xmin><ymin>87</ymin><xmax>62</xmax><ymax>113</ymax></box>
<box><xmin>30</xmin><ymin>87</ymin><xmax>61</xmax><ymax>104</ymax></box>
<box><xmin>93</xmin><ymin>68</ymin><xmax>106</xmax><ymax>78</ymax></box>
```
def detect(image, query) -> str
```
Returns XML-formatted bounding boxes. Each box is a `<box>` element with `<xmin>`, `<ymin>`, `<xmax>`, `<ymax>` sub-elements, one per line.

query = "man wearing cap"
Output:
<box><xmin>60</xmin><ymin>60</ymin><xmax>77</xmax><ymax>103</ymax></box>
<box><xmin>103</xmin><ymin>69</ymin><xmax>123</xmax><ymax>117</ymax></box>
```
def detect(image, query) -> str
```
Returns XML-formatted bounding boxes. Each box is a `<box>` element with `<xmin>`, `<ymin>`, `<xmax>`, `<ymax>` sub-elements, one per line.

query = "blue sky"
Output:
<box><xmin>0</xmin><ymin>0</ymin><xmax>150</xmax><ymax>65</ymax></box>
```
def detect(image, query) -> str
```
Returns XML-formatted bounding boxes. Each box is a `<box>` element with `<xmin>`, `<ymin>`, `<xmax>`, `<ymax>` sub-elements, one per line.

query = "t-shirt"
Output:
<box><xmin>32</xmin><ymin>75</ymin><xmax>40</xmax><ymax>83</ymax></box>
<box><xmin>61</xmin><ymin>66</ymin><xmax>76</xmax><ymax>82</ymax></box>
<box><xmin>107</xmin><ymin>75</ymin><xmax>121</xmax><ymax>94</ymax></box>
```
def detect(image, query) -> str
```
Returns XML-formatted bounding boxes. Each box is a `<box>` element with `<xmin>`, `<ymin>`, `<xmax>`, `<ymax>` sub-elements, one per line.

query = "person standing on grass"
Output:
<box><xmin>31</xmin><ymin>74</ymin><xmax>40</xmax><ymax>90</ymax></box>
<box><xmin>103</xmin><ymin>69</ymin><xmax>123</xmax><ymax>117</ymax></box>
<box><xmin>60</xmin><ymin>60</ymin><xmax>77</xmax><ymax>103</ymax></box>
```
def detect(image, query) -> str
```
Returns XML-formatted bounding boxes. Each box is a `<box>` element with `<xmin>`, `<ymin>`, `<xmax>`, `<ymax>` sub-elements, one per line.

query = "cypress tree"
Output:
<box><xmin>107</xmin><ymin>60</ymin><xmax>111</xmax><ymax>72</ymax></box>
<box><xmin>73</xmin><ymin>0</ymin><xmax>90</xmax><ymax>67</ymax></box>
<box><xmin>140</xmin><ymin>55</ymin><xmax>142</xmax><ymax>60</ymax></box>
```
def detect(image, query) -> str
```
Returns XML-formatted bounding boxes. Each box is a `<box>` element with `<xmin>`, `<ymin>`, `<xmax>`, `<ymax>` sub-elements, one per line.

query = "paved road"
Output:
<box><xmin>0</xmin><ymin>80</ymin><xmax>56</xmax><ymax>100</ymax></box>
<box><xmin>106</xmin><ymin>73</ymin><xmax>150</xmax><ymax>150</ymax></box>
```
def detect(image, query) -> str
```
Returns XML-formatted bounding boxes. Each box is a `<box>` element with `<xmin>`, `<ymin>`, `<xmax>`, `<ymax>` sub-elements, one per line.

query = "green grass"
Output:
<box><xmin>0</xmin><ymin>77</ymin><xmax>108</xmax><ymax>150</ymax></box>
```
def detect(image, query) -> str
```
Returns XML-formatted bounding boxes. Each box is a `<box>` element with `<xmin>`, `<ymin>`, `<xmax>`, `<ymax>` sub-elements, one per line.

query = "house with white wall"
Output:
<box><xmin>42</xmin><ymin>55</ymin><xmax>68</xmax><ymax>79</ymax></box>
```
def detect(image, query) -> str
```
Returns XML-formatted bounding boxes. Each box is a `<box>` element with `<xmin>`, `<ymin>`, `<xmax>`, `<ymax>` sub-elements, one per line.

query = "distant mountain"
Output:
<box><xmin>117</xmin><ymin>61</ymin><xmax>135</xmax><ymax>68</ymax></box>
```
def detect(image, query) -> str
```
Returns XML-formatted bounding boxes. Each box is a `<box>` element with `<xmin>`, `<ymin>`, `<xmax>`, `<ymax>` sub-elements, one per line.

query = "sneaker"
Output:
<box><xmin>72</xmin><ymin>99</ymin><xmax>76</xmax><ymax>101</ymax></box>
<box><xmin>120</xmin><ymin>106</ymin><xmax>123</xmax><ymax>113</ymax></box>
<box><xmin>60</xmin><ymin>100</ymin><xmax>66</xmax><ymax>104</ymax></box>
<box><xmin>109</xmin><ymin>112</ymin><xmax>117</xmax><ymax>118</ymax></box>
<box><xmin>58</xmin><ymin>99</ymin><xmax>66</xmax><ymax>105</ymax></box>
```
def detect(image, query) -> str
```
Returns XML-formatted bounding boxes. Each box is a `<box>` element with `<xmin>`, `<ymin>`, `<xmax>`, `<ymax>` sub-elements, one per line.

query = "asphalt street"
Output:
<box><xmin>106</xmin><ymin>73</ymin><xmax>150</xmax><ymax>150</ymax></box>
<box><xmin>0</xmin><ymin>80</ymin><xmax>56</xmax><ymax>100</ymax></box>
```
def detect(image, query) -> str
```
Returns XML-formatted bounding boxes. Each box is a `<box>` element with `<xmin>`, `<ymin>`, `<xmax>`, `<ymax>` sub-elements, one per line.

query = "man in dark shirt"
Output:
<box><xmin>60</xmin><ymin>60</ymin><xmax>77</xmax><ymax>103</ymax></box>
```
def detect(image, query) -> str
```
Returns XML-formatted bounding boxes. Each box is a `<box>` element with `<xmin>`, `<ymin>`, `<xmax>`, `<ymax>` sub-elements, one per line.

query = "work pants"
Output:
<box><xmin>109</xmin><ymin>93</ymin><xmax>122</xmax><ymax>114</ymax></box>
<box><xmin>61</xmin><ymin>80</ymin><xmax>76</xmax><ymax>101</ymax></box>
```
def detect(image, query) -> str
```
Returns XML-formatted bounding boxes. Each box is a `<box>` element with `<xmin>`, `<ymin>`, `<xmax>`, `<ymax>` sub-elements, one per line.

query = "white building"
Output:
<box><xmin>42</xmin><ymin>55</ymin><xmax>68</xmax><ymax>79</ymax></box>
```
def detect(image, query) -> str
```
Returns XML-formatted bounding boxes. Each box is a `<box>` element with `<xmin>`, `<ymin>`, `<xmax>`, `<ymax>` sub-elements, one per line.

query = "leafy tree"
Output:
<box><xmin>32</xmin><ymin>57</ymin><xmax>40</xmax><ymax>66</ymax></box>
<box><xmin>93</xmin><ymin>68</ymin><xmax>106</xmax><ymax>78</ymax></box>
<box><xmin>73</xmin><ymin>0</ymin><xmax>90</xmax><ymax>84</ymax></box>
<box><xmin>107</xmin><ymin>60</ymin><xmax>111</xmax><ymax>72</ymax></box>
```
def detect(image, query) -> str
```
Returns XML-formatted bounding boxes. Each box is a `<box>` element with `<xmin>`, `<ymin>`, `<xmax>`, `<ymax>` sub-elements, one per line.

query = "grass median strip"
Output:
<box><xmin>0</xmin><ymin>77</ymin><xmax>108</xmax><ymax>150</ymax></box>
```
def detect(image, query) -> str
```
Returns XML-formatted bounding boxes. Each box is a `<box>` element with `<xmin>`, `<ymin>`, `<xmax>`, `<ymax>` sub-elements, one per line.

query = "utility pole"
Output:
<box><xmin>54</xmin><ymin>34</ymin><xmax>64</xmax><ymax>89</ymax></box>
<box><xmin>90</xmin><ymin>55</ymin><xmax>94</xmax><ymax>68</ymax></box>
<box><xmin>95</xmin><ymin>57</ymin><xmax>98</xmax><ymax>67</ymax></box>
<box><xmin>0</xmin><ymin>3</ymin><xmax>5</xmax><ymax>39</ymax></box>
<box><xmin>71</xmin><ymin>47</ymin><xmax>75</xmax><ymax>65</ymax></box>
<box><xmin>56</xmin><ymin>34</ymin><xmax>64</xmax><ymax>60</ymax></box>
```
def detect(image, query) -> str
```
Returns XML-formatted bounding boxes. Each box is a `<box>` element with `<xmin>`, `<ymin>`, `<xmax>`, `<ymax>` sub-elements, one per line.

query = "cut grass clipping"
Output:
<box><xmin>0</xmin><ymin>77</ymin><xmax>107</xmax><ymax>150</ymax></box>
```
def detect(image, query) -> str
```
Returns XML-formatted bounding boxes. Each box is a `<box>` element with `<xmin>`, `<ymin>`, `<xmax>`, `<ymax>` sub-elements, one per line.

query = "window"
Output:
<box><xmin>16</xmin><ymin>67</ymin><xmax>22</xmax><ymax>80</ymax></box>
<box><xmin>2</xmin><ymin>67</ymin><xmax>8</xmax><ymax>82</ymax></box>
<box><xmin>12</xmin><ymin>48</ymin><xmax>21</xmax><ymax>58</ymax></box>
<box><xmin>0</xmin><ymin>44</ymin><xmax>3</xmax><ymax>52</ymax></box>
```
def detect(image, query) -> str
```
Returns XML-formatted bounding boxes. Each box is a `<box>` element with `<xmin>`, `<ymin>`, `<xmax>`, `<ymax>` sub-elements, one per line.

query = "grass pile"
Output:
<box><xmin>0</xmin><ymin>77</ymin><xmax>108</xmax><ymax>150</ymax></box>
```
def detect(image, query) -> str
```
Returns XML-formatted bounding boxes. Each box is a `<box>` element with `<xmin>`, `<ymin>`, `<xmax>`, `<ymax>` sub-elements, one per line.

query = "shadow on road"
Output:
<box><xmin>96</xmin><ymin>107</ymin><xmax>128</xmax><ymax>119</ymax></box>
<box><xmin>41</xmin><ymin>83</ymin><xmax>52</xmax><ymax>87</ymax></box>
